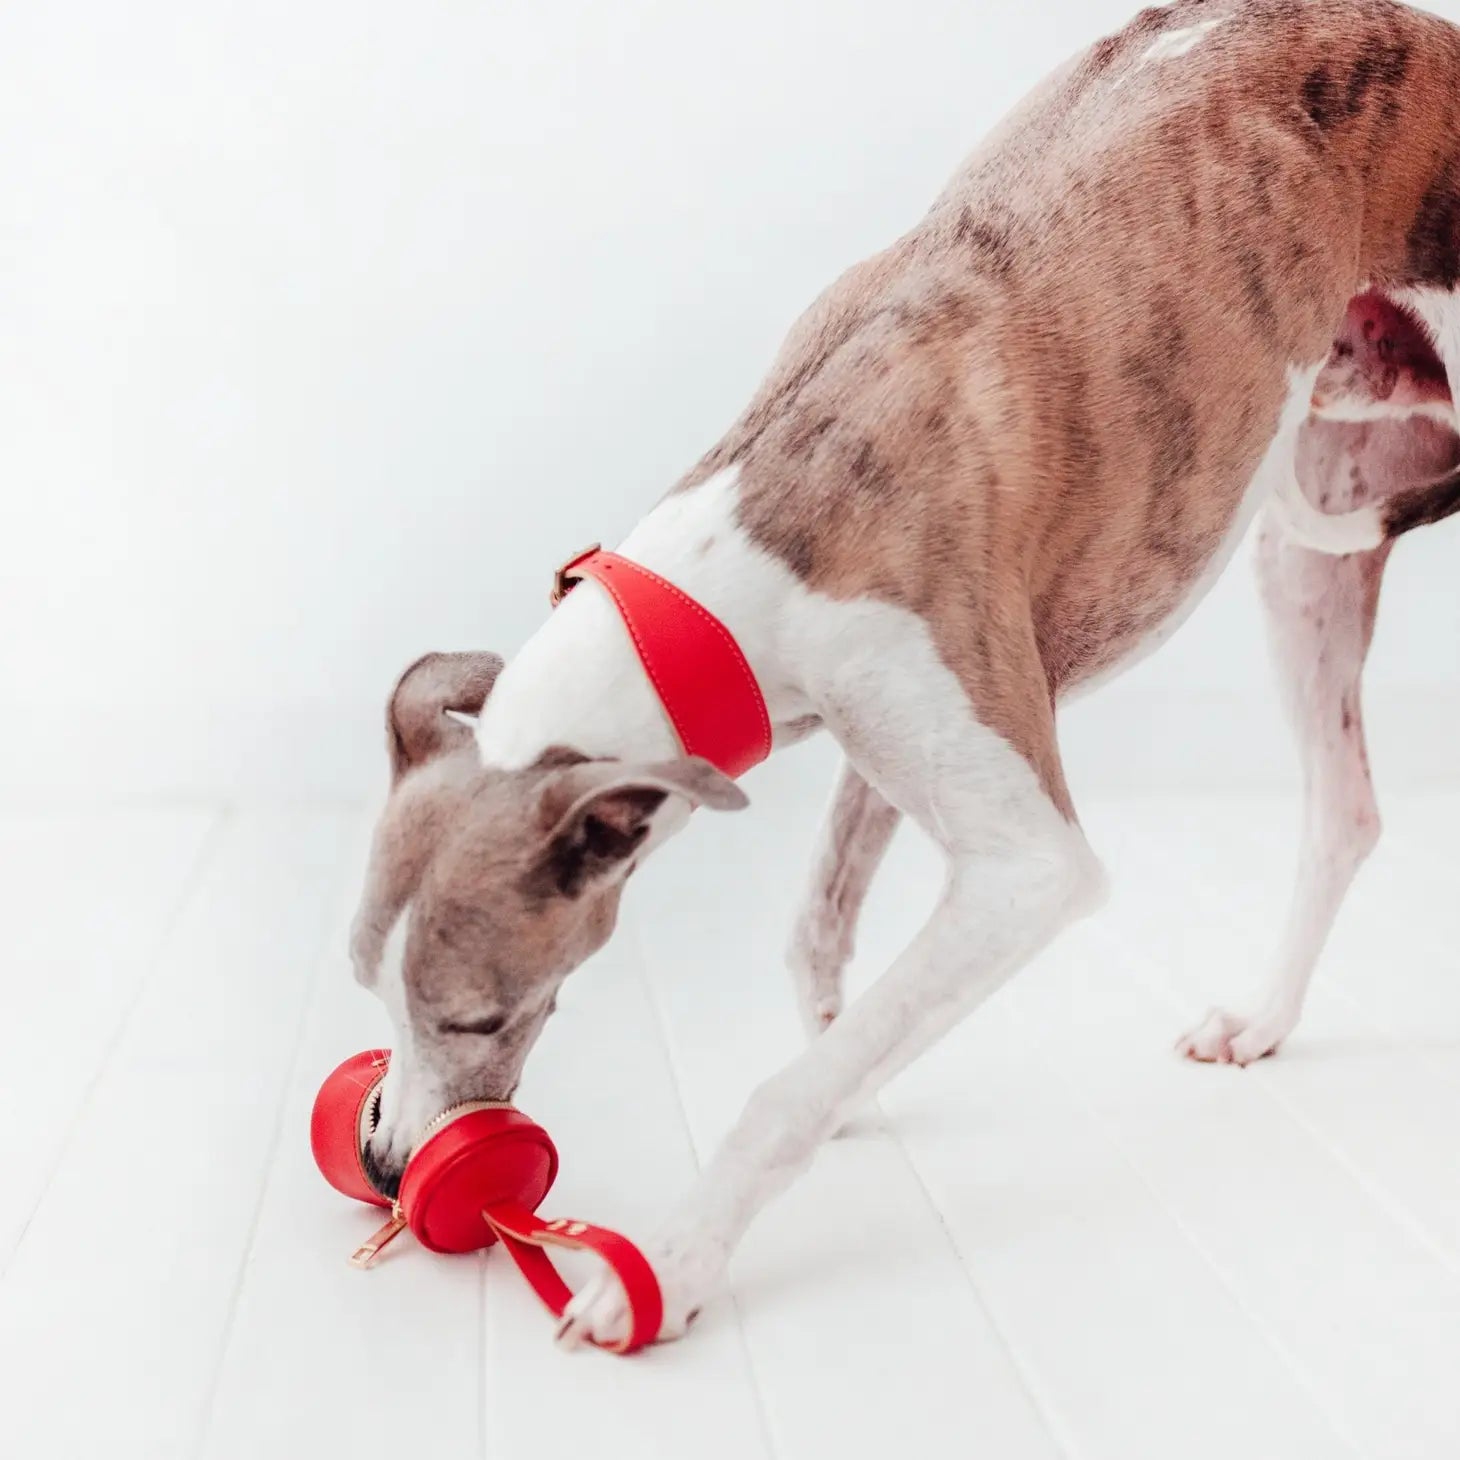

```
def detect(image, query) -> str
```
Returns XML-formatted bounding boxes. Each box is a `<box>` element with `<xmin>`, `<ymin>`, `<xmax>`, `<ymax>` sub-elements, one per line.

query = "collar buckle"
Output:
<box><xmin>550</xmin><ymin>543</ymin><xmax>602</xmax><ymax>607</ymax></box>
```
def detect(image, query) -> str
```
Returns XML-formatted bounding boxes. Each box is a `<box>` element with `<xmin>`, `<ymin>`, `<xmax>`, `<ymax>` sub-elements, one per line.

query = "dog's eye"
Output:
<box><xmin>440</xmin><ymin>1013</ymin><xmax>506</xmax><ymax>1037</ymax></box>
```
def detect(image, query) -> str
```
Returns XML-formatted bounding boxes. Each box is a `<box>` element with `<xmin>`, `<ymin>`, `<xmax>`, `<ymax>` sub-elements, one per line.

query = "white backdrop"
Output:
<box><xmin>6</xmin><ymin>0</ymin><xmax>1460</xmax><ymax>801</ymax></box>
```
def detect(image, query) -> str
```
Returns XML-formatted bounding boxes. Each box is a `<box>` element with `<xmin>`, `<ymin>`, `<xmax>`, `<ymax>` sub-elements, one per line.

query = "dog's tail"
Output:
<box><xmin>1273</xmin><ymin>463</ymin><xmax>1460</xmax><ymax>553</ymax></box>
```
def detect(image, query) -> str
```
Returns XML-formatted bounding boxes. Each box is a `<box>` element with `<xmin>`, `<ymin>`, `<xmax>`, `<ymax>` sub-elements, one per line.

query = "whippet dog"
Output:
<box><xmin>349</xmin><ymin>0</ymin><xmax>1460</xmax><ymax>1344</ymax></box>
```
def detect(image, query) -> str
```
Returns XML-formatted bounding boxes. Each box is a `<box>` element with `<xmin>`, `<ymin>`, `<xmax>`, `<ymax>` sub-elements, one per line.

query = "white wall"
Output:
<box><xmin>6</xmin><ymin>0</ymin><xmax>1460</xmax><ymax>801</ymax></box>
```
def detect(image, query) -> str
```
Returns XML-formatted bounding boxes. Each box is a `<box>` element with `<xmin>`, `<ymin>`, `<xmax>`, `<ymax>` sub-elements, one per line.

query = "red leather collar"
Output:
<box><xmin>551</xmin><ymin>546</ymin><xmax>771</xmax><ymax>778</ymax></box>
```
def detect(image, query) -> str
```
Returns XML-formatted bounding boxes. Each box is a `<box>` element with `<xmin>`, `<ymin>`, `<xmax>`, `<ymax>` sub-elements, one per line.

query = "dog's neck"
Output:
<box><xmin>476</xmin><ymin>467</ymin><xmax>815</xmax><ymax>770</ymax></box>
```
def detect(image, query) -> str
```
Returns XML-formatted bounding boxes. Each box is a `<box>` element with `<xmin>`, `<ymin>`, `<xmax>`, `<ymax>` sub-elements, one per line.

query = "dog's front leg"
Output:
<box><xmin>786</xmin><ymin>759</ymin><xmax>902</xmax><ymax>1036</ymax></box>
<box><xmin>1179</xmin><ymin>511</ymin><xmax>1385</xmax><ymax>1064</ymax></box>
<box><xmin>560</xmin><ymin>639</ymin><xmax>1105</xmax><ymax>1346</ymax></box>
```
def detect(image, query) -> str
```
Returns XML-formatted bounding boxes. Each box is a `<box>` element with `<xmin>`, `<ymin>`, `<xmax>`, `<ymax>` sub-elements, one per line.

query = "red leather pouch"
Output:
<box><xmin>310</xmin><ymin>1050</ymin><xmax>661</xmax><ymax>1354</ymax></box>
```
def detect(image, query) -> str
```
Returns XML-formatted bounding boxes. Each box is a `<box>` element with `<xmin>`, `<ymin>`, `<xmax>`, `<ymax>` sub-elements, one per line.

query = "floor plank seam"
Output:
<box><xmin>627</xmin><ymin>917</ymin><xmax>783</xmax><ymax>1460</ymax></box>
<box><xmin>0</xmin><ymin>805</ymin><xmax>232</xmax><ymax>1284</ymax></box>
<box><xmin>880</xmin><ymin>1107</ymin><xmax>1088</xmax><ymax>1460</ymax></box>
<box><xmin>476</xmin><ymin>1256</ymin><xmax>491</xmax><ymax>1460</ymax></box>
<box><xmin>626</xmin><ymin>918</ymin><xmax>707</xmax><ymax>1185</ymax></box>
<box><xmin>1097</xmin><ymin>922</ymin><xmax>1460</xmax><ymax>1280</ymax></box>
<box><xmin>189</xmin><ymin>815</ymin><xmax>366</xmax><ymax>1460</ymax></box>
<box><xmin>1020</xmin><ymin>954</ymin><xmax>1372</xmax><ymax>1459</ymax></box>
<box><xmin>1232</xmin><ymin>1056</ymin><xmax>1460</xmax><ymax>1280</ymax></box>
<box><xmin>1319</xmin><ymin>980</ymin><xmax>1460</xmax><ymax>1094</ymax></box>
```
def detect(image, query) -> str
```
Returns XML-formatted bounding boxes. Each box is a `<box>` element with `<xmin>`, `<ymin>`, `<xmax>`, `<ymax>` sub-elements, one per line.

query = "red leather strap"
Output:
<box><xmin>483</xmin><ymin>1202</ymin><xmax>664</xmax><ymax>1355</ymax></box>
<box><xmin>553</xmin><ymin>548</ymin><xmax>772</xmax><ymax>778</ymax></box>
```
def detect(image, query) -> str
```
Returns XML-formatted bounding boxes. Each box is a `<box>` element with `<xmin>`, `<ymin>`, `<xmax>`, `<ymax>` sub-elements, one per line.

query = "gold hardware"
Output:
<box><xmin>350</xmin><ymin>1207</ymin><xmax>408</xmax><ymax>1268</ymax></box>
<box><xmin>347</xmin><ymin>1095</ymin><xmax>516</xmax><ymax>1266</ymax></box>
<box><xmin>551</xmin><ymin>544</ymin><xmax>601</xmax><ymax>607</ymax></box>
<box><xmin>412</xmin><ymin>1098</ymin><xmax>514</xmax><ymax>1148</ymax></box>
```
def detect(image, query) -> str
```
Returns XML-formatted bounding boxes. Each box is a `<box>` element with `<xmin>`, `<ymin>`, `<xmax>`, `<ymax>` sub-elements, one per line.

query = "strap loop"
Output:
<box><xmin>483</xmin><ymin>1202</ymin><xmax>664</xmax><ymax>1354</ymax></box>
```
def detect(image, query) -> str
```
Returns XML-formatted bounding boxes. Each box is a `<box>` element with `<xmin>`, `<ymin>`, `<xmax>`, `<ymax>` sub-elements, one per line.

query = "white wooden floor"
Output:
<box><xmin>3</xmin><ymin>769</ymin><xmax>1459</xmax><ymax>1460</ymax></box>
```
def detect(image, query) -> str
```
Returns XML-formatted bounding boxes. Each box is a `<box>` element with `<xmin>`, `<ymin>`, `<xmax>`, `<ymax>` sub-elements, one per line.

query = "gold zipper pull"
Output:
<box><xmin>349</xmin><ymin>1206</ymin><xmax>408</xmax><ymax>1268</ymax></box>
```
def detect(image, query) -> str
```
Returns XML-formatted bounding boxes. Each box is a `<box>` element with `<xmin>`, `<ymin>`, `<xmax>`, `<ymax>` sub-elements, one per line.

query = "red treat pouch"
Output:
<box><xmin>309</xmin><ymin>1050</ymin><xmax>662</xmax><ymax>1354</ymax></box>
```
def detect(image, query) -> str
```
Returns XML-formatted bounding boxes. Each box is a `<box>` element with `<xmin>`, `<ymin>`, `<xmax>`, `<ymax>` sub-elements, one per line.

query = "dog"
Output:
<box><xmin>349</xmin><ymin>0</ymin><xmax>1460</xmax><ymax>1345</ymax></box>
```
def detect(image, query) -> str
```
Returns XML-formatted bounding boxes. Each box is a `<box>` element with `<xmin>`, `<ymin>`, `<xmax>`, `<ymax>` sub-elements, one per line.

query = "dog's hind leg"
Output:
<box><xmin>558</xmin><ymin>605</ymin><xmax>1106</xmax><ymax>1346</ymax></box>
<box><xmin>786</xmin><ymin>760</ymin><xmax>901</xmax><ymax>1036</ymax></box>
<box><xmin>1178</xmin><ymin>513</ymin><xmax>1385</xmax><ymax>1064</ymax></box>
<box><xmin>1179</xmin><ymin>395</ymin><xmax>1460</xmax><ymax>1064</ymax></box>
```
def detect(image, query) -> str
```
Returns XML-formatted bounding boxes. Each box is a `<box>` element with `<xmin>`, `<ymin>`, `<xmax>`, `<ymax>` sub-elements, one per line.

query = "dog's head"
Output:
<box><xmin>349</xmin><ymin>651</ymin><xmax>747</xmax><ymax>1193</ymax></box>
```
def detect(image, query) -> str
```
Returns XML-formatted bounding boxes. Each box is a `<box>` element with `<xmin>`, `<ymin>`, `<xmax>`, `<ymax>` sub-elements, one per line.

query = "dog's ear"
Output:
<box><xmin>387</xmin><ymin>651</ymin><xmax>505</xmax><ymax>782</ymax></box>
<box><xmin>530</xmin><ymin>757</ymin><xmax>748</xmax><ymax>897</ymax></box>
<box><xmin>350</xmin><ymin>767</ymin><xmax>465</xmax><ymax>984</ymax></box>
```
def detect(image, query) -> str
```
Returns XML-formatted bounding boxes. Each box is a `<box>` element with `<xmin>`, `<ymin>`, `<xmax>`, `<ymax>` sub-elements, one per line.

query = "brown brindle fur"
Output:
<box><xmin>673</xmin><ymin>0</ymin><xmax>1460</xmax><ymax>812</ymax></box>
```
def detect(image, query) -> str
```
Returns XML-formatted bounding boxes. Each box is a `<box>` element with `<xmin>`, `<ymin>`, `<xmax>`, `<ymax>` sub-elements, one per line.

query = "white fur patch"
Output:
<box><xmin>1393</xmin><ymin>286</ymin><xmax>1460</xmax><ymax>389</ymax></box>
<box><xmin>1310</xmin><ymin>396</ymin><xmax>1458</xmax><ymax>428</ymax></box>
<box><xmin>1270</xmin><ymin>363</ymin><xmax>1386</xmax><ymax>555</ymax></box>
<box><xmin>370</xmin><ymin>905</ymin><xmax>449</xmax><ymax>1166</ymax></box>
<box><xmin>476</xmin><ymin>467</ymin><xmax>815</xmax><ymax>771</ymax></box>
<box><xmin>1140</xmin><ymin>16</ymin><xmax>1228</xmax><ymax>64</ymax></box>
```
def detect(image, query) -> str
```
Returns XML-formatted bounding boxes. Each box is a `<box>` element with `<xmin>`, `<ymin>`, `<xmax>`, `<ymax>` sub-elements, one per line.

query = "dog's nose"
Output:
<box><xmin>361</xmin><ymin>1133</ymin><xmax>405</xmax><ymax>1201</ymax></box>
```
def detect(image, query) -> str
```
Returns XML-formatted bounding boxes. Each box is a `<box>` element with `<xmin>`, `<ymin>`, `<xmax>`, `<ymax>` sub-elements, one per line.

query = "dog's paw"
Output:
<box><xmin>787</xmin><ymin>924</ymin><xmax>847</xmax><ymax>1041</ymax></box>
<box><xmin>555</xmin><ymin>1231</ymin><xmax>726</xmax><ymax>1352</ymax></box>
<box><xmin>801</xmin><ymin>994</ymin><xmax>841</xmax><ymax>1038</ymax></box>
<box><xmin>1175</xmin><ymin>1007</ymin><xmax>1289</xmax><ymax>1066</ymax></box>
